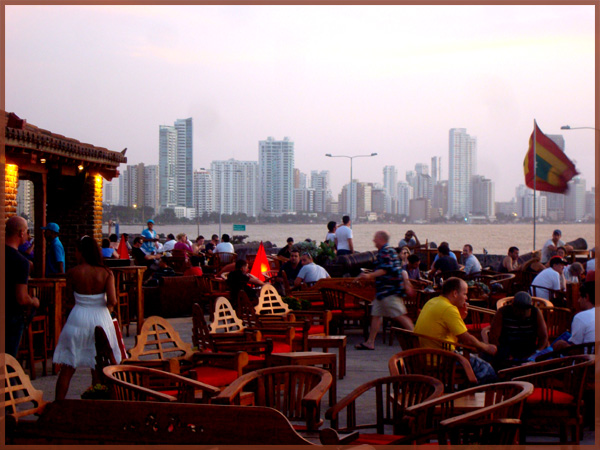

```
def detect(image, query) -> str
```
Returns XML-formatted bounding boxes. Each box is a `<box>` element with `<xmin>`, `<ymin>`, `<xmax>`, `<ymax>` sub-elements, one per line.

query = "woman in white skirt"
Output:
<box><xmin>53</xmin><ymin>235</ymin><xmax>122</xmax><ymax>400</ymax></box>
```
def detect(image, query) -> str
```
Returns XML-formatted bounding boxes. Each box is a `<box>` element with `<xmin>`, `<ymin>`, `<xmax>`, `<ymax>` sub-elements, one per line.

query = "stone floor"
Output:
<box><xmin>28</xmin><ymin>317</ymin><xmax>596</xmax><ymax>445</ymax></box>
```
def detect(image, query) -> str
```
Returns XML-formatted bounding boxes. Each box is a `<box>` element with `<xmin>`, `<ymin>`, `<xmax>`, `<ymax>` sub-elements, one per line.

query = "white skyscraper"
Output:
<box><xmin>310</xmin><ymin>170</ymin><xmax>331</xmax><ymax>213</ymax></box>
<box><xmin>383</xmin><ymin>165</ymin><xmax>398</xmax><ymax>214</ymax></box>
<box><xmin>259</xmin><ymin>137</ymin><xmax>294</xmax><ymax>215</ymax></box>
<box><xmin>565</xmin><ymin>176</ymin><xmax>586</xmax><ymax>221</ymax></box>
<box><xmin>448</xmin><ymin>128</ymin><xmax>477</xmax><ymax>217</ymax></box>
<box><xmin>103</xmin><ymin>178</ymin><xmax>119</xmax><ymax>205</ymax></box>
<box><xmin>144</xmin><ymin>165</ymin><xmax>159</xmax><ymax>214</ymax></box>
<box><xmin>471</xmin><ymin>175</ymin><xmax>495</xmax><ymax>219</ymax></box>
<box><xmin>174</xmin><ymin>118</ymin><xmax>193</xmax><ymax>208</ymax></box>
<box><xmin>159</xmin><ymin>125</ymin><xmax>177</xmax><ymax>210</ymax></box>
<box><xmin>431</xmin><ymin>156</ymin><xmax>442</xmax><ymax>183</ymax></box>
<box><xmin>397</xmin><ymin>182</ymin><xmax>413</xmax><ymax>217</ymax></box>
<box><xmin>16</xmin><ymin>179</ymin><xmax>34</xmax><ymax>221</ymax></box>
<box><xmin>193</xmin><ymin>169</ymin><xmax>213</xmax><ymax>218</ymax></box>
<box><xmin>212</xmin><ymin>159</ymin><xmax>260</xmax><ymax>217</ymax></box>
<box><xmin>158</xmin><ymin>118</ymin><xmax>193</xmax><ymax>211</ymax></box>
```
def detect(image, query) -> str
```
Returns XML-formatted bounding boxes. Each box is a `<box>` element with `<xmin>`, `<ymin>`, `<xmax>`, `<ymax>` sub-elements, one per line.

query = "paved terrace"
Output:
<box><xmin>29</xmin><ymin>317</ymin><xmax>595</xmax><ymax>445</ymax></box>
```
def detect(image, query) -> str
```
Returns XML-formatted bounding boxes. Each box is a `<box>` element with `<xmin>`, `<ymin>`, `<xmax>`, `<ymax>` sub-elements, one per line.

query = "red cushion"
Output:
<box><xmin>466</xmin><ymin>323</ymin><xmax>490</xmax><ymax>330</ymax></box>
<box><xmin>188</xmin><ymin>367</ymin><xmax>238</xmax><ymax>387</ymax></box>
<box><xmin>247</xmin><ymin>354</ymin><xmax>265</xmax><ymax>361</ymax></box>
<box><xmin>354</xmin><ymin>434</ymin><xmax>406</xmax><ymax>445</ymax></box>
<box><xmin>272</xmin><ymin>341</ymin><xmax>292</xmax><ymax>353</ymax></box>
<box><xmin>293</xmin><ymin>325</ymin><xmax>325</xmax><ymax>336</ymax></box>
<box><xmin>527</xmin><ymin>387</ymin><xmax>574</xmax><ymax>404</ymax></box>
<box><xmin>157</xmin><ymin>389</ymin><xmax>178</xmax><ymax>398</ymax></box>
<box><xmin>311</xmin><ymin>301</ymin><xmax>324</xmax><ymax>308</ymax></box>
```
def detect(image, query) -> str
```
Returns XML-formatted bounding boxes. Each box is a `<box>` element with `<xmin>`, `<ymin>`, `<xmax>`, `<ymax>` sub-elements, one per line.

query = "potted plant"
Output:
<box><xmin>81</xmin><ymin>383</ymin><xmax>110</xmax><ymax>400</ymax></box>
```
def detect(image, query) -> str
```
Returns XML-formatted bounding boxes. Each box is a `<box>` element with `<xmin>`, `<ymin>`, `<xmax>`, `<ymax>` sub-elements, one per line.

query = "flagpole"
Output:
<box><xmin>533</xmin><ymin>119</ymin><xmax>537</xmax><ymax>252</ymax></box>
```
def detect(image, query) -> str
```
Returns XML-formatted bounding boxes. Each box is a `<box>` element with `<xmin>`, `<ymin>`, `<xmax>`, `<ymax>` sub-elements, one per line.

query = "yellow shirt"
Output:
<box><xmin>414</xmin><ymin>295</ymin><xmax>468</xmax><ymax>350</ymax></box>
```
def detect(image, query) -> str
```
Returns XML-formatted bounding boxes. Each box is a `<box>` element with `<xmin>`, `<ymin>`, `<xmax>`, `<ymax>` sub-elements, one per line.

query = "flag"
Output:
<box><xmin>250</xmin><ymin>241</ymin><xmax>270</xmax><ymax>282</ymax></box>
<box><xmin>117</xmin><ymin>236</ymin><xmax>130</xmax><ymax>259</ymax></box>
<box><xmin>523</xmin><ymin>121</ymin><xmax>578</xmax><ymax>193</ymax></box>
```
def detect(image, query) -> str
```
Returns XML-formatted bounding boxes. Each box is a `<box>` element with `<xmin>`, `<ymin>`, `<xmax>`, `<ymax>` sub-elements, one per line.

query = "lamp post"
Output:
<box><xmin>561</xmin><ymin>125</ymin><xmax>600</xmax><ymax>132</ymax></box>
<box><xmin>132</xmin><ymin>203</ymin><xmax>137</xmax><ymax>224</ymax></box>
<box><xmin>325</xmin><ymin>152</ymin><xmax>378</xmax><ymax>224</ymax></box>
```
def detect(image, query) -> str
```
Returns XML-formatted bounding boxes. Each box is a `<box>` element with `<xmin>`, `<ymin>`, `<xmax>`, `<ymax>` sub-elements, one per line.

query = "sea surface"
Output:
<box><xmin>104</xmin><ymin>222</ymin><xmax>596</xmax><ymax>255</ymax></box>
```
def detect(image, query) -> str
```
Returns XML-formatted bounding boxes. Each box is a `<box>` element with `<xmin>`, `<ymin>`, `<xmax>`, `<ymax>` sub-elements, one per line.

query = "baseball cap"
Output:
<box><xmin>40</xmin><ymin>222</ymin><xmax>60</xmax><ymax>233</ymax></box>
<box><xmin>513</xmin><ymin>291</ymin><xmax>532</xmax><ymax>309</ymax></box>
<box><xmin>147</xmin><ymin>219</ymin><xmax>155</xmax><ymax>224</ymax></box>
<box><xmin>553</xmin><ymin>229</ymin><xmax>562</xmax><ymax>235</ymax></box>
<box><xmin>549</xmin><ymin>255</ymin><xmax>567</xmax><ymax>266</ymax></box>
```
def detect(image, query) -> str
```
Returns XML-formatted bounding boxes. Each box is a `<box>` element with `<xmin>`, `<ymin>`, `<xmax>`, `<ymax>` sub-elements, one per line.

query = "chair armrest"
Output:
<box><xmin>319</xmin><ymin>428</ymin><xmax>360</xmax><ymax>445</ymax></box>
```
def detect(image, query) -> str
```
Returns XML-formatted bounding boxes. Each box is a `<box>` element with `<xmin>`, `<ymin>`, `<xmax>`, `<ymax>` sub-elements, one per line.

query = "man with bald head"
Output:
<box><xmin>5</xmin><ymin>216</ymin><xmax>40</xmax><ymax>356</ymax></box>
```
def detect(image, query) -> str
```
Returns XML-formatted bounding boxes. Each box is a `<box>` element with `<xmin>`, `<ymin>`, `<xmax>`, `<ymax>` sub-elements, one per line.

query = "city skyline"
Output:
<box><xmin>5</xmin><ymin>4</ymin><xmax>596</xmax><ymax>202</ymax></box>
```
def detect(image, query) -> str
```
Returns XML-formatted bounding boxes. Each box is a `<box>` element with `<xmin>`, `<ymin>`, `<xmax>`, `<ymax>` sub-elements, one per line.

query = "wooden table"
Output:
<box><xmin>307</xmin><ymin>335</ymin><xmax>347</xmax><ymax>379</ymax></box>
<box><xmin>111</xmin><ymin>266</ymin><xmax>147</xmax><ymax>334</ymax></box>
<box><xmin>268</xmin><ymin>351</ymin><xmax>337</xmax><ymax>406</ymax></box>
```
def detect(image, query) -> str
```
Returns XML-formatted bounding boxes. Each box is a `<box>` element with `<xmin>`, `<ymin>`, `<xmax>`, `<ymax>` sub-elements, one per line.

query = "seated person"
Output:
<box><xmin>162</xmin><ymin>234</ymin><xmax>177</xmax><ymax>253</ymax></box>
<box><xmin>132</xmin><ymin>236</ymin><xmax>161</xmax><ymax>273</ymax></box>
<box><xmin>563</xmin><ymin>262</ymin><xmax>584</xmax><ymax>284</ymax></box>
<box><xmin>462</xmin><ymin>244</ymin><xmax>481</xmax><ymax>275</ymax></box>
<box><xmin>429</xmin><ymin>241</ymin><xmax>458</xmax><ymax>270</ymax></box>
<box><xmin>428</xmin><ymin>243</ymin><xmax>459</xmax><ymax>280</ymax></box>
<box><xmin>277</xmin><ymin>237</ymin><xmax>294</xmax><ymax>259</ymax></box>
<box><xmin>294</xmin><ymin>252</ymin><xmax>331</xmax><ymax>288</ymax></box>
<box><xmin>488</xmin><ymin>291</ymin><xmax>548</xmax><ymax>370</ymax></box>
<box><xmin>108</xmin><ymin>233</ymin><xmax>119</xmax><ymax>250</ymax></box>
<box><xmin>226</xmin><ymin>259</ymin><xmax>265</xmax><ymax>307</ymax></box>
<box><xmin>414</xmin><ymin>277</ymin><xmax>498</xmax><ymax>384</ymax></box>
<box><xmin>553</xmin><ymin>281</ymin><xmax>595</xmax><ymax>351</ymax></box>
<box><xmin>405</xmin><ymin>254</ymin><xmax>422</xmax><ymax>280</ymax></box>
<box><xmin>215</xmin><ymin>234</ymin><xmax>234</xmax><ymax>253</ymax></box>
<box><xmin>530</xmin><ymin>256</ymin><xmax>567</xmax><ymax>302</ymax></box>
<box><xmin>101</xmin><ymin>238</ymin><xmax>118</xmax><ymax>258</ymax></box>
<box><xmin>499</xmin><ymin>246</ymin><xmax>521</xmax><ymax>273</ymax></box>
<box><xmin>586</xmin><ymin>248</ymin><xmax>595</xmax><ymax>272</ymax></box>
<box><xmin>398</xmin><ymin>230</ymin><xmax>420</xmax><ymax>249</ymax></box>
<box><xmin>184</xmin><ymin>255</ymin><xmax>204</xmax><ymax>277</ymax></box>
<box><xmin>276</xmin><ymin>247</ymin><xmax>302</xmax><ymax>293</ymax></box>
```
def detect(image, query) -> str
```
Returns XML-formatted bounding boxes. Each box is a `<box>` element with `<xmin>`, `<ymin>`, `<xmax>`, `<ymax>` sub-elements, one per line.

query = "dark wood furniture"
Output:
<box><xmin>391</xmin><ymin>326</ymin><xmax>478</xmax><ymax>360</ymax></box>
<box><xmin>110</xmin><ymin>266</ymin><xmax>146</xmax><ymax>332</ymax></box>
<box><xmin>307</xmin><ymin>335</ymin><xmax>347</xmax><ymax>379</ymax></box>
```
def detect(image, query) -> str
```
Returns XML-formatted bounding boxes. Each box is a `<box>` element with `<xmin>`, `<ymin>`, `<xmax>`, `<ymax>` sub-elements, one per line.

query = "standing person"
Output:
<box><xmin>462</xmin><ymin>244</ymin><xmax>482</xmax><ymax>275</ymax></box>
<box><xmin>5</xmin><ymin>216</ymin><xmax>40</xmax><ymax>357</ymax></box>
<box><xmin>18</xmin><ymin>228</ymin><xmax>35</xmax><ymax>262</ymax></box>
<box><xmin>41</xmin><ymin>222</ymin><xmax>65</xmax><ymax>276</ymax></box>
<box><xmin>53</xmin><ymin>236</ymin><xmax>122</xmax><ymax>400</ymax></box>
<box><xmin>414</xmin><ymin>277</ymin><xmax>498</xmax><ymax>384</ymax></box>
<box><xmin>335</xmin><ymin>215</ymin><xmax>354</xmax><ymax>255</ymax></box>
<box><xmin>355</xmin><ymin>231</ymin><xmax>414</xmax><ymax>351</ymax></box>
<box><xmin>277</xmin><ymin>237</ymin><xmax>295</xmax><ymax>258</ymax></box>
<box><xmin>325</xmin><ymin>221</ymin><xmax>337</xmax><ymax>244</ymax></box>
<box><xmin>141</xmin><ymin>219</ymin><xmax>159</xmax><ymax>255</ymax></box>
<box><xmin>215</xmin><ymin>234</ymin><xmax>234</xmax><ymax>253</ymax></box>
<box><xmin>500</xmin><ymin>246</ymin><xmax>521</xmax><ymax>273</ymax></box>
<box><xmin>398</xmin><ymin>230</ymin><xmax>421</xmax><ymax>250</ymax></box>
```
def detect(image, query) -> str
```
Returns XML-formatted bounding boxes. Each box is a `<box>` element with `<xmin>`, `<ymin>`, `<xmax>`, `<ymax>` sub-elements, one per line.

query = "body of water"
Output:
<box><xmin>104</xmin><ymin>222</ymin><xmax>595</xmax><ymax>255</ymax></box>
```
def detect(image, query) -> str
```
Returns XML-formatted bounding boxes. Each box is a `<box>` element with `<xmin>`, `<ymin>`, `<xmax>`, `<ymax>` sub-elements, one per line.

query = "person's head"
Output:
<box><xmin>167</xmin><ymin>233</ymin><xmax>175</xmax><ymax>241</ymax></box>
<box><xmin>549</xmin><ymin>256</ymin><xmax>567</xmax><ymax>274</ymax></box>
<box><xmin>235</xmin><ymin>259</ymin><xmax>249</xmax><ymax>272</ymax></box>
<box><xmin>556</xmin><ymin>246</ymin><xmax>567</xmax><ymax>258</ymax></box>
<box><xmin>569</xmin><ymin>262</ymin><xmax>585</xmax><ymax>279</ymax></box>
<box><xmin>511</xmin><ymin>291</ymin><xmax>533</xmax><ymax>316</ymax></box>
<box><xmin>211</xmin><ymin>234</ymin><xmax>219</xmax><ymax>243</ymax></box>
<box><xmin>221</xmin><ymin>234</ymin><xmax>230</xmax><ymax>243</ymax></box>
<box><xmin>133</xmin><ymin>236</ymin><xmax>143</xmax><ymax>247</ymax></box>
<box><xmin>462</xmin><ymin>244</ymin><xmax>473</xmax><ymax>256</ymax></box>
<box><xmin>196</xmin><ymin>235</ymin><xmax>204</xmax><ymax>244</ymax></box>
<box><xmin>101</xmin><ymin>238</ymin><xmax>111</xmax><ymax>249</ymax></box>
<box><xmin>438</xmin><ymin>244</ymin><xmax>450</xmax><ymax>256</ymax></box>
<box><xmin>404</xmin><ymin>230</ymin><xmax>414</xmax><ymax>240</ymax></box>
<box><xmin>442</xmin><ymin>277</ymin><xmax>468</xmax><ymax>308</ymax></box>
<box><xmin>552</xmin><ymin>229</ymin><xmax>562</xmax><ymax>243</ymax></box>
<box><xmin>77</xmin><ymin>235</ymin><xmax>104</xmax><ymax>267</ymax></box>
<box><xmin>578</xmin><ymin>281</ymin><xmax>595</xmax><ymax>309</ymax></box>
<box><xmin>301</xmin><ymin>252</ymin><xmax>313</xmax><ymax>265</ymax></box>
<box><xmin>190</xmin><ymin>255</ymin><xmax>202</xmax><ymax>267</ymax></box>
<box><xmin>286</xmin><ymin>237</ymin><xmax>294</xmax><ymax>247</ymax></box>
<box><xmin>289</xmin><ymin>247</ymin><xmax>301</xmax><ymax>265</ymax></box>
<box><xmin>407</xmin><ymin>254</ymin><xmax>421</xmax><ymax>269</ymax></box>
<box><xmin>5</xmin><ymin>216</ymin><xmax>28</xmax><ymax>245</ymax></box>
<box><xmin>400</xmin><ymin>246</ymin><xmax>411</xmax><ymax>259</ymax></box>
<box><xmin>508</xmin><ymin>246</ymin><xmax>519</xmax><ymax>261</ymax></box>
<box><xmin>147</xmin><ymin>219</ymin><xmax>155</xmax><ymax>230</ymax></box>
<box><xmin>342</xmin><ymin>215</ymin><xmax>350</xmax><ymax>225</ymax></box>
<box><xmin>373</xmin><ymin>231</ymin><xmax>390</xmax><ymax>250</ymax></box>
<box><xmin>327</xmin><ymin>221</ymin><xmax>337</xmax><ymax>232</ymax></box>
<box><xmin>41</xmin><ymin>222</ymin><xmax>60</xmax><ymax>239</ymax></box>
<box><xmin>176</xmin><ymin>232</ymin><xmax>187</xmax><ymax>242</ymax></box>
<box><xmin>109</xmin><ymin>233</ymin><xmax>118</xmax><ymax>243</ymax></box>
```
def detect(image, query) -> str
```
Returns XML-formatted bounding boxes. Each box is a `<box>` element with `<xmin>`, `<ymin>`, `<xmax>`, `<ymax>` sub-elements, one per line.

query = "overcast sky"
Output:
<box><xmin>5</xmin><ymin>4</ymin><xmax>595</xmax><ymax>201</ymax></box>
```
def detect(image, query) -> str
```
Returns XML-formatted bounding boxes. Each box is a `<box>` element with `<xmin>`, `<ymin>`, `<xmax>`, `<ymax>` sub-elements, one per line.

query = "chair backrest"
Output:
<box><xmin>209</xmin><ymin>297</ymin><xmax>245</xmax><ymax>333</ymax></box>
<box><xmin>388</xmin><ymin>348</ymin><xmax>477</xmax><ymax>392</ymax></box>
<box><xmin>191</xmin><ymin>303</ymin><xmax>217</xmax><ymax>352</ymax></box>
<box><xmin>496</xmin><ymin>296</ymin><xmax>552</xmax><ymax>310</ymax></box>
<box><xmin>216</xmin><ymin>252</ymin><xmax>237</xmax><ymax>268</ymax></box>
<box><xmin>255</xmin><ymin>284</ymin><xmax>290</xmax><ymax>315</ymax></box>
<box><xmin>3</xmin><ymin>353</ymin><xmax>48</xmax><ymax>421</ymax></box>
<box><xmin>436</xmin><ymin>418</ymin><xmax>522</xmax><ymax>445</ymax></box>
<box><xmin>95</xmin><ymin>326</ymin><xmax>118</xmax><ymax>384</ymax></box>
<box><xmin>320</xmin><ymin>288</ymin><xmax>347</xmax><ymax>310</ymax></box>
<box><xmin>537</xmin><ymin>306</ymin><xmax>572</xmax><ymax>341</ymax></box>
<box><xmin>126</xmin><ymin>316</ymin><xmax>194</xmax><ymax>366</ymax></box>
<box><xmin>535</xmin><ymin>341</ymin><xmax>595</xmax><ymax>362</ymax></box>
<box><xmin>239</xmin><ymin>295</ymin><xmax>260</xmax><ymax>328</ymax></box>
<box><xmin>530</xmin><ymin>285</ymin><xmax>566</xmax><ymax>307</ymax></box>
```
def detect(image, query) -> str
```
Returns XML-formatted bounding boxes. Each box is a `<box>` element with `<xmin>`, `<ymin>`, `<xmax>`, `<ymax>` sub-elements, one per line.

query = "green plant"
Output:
<box><xmin>81</xmin><ymin>383</ymin><xmax>110</xmax><ymax>400</ymax></box>
<box><xmin>282</xmin><ymin>296</ymin><xmax>312</xmax><ymax>311</ymax></box>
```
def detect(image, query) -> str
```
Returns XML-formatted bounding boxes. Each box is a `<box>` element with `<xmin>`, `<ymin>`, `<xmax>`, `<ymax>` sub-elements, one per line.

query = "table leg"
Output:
<box><xmin>137</xmin><ymin>269</ymin><xmax>145</xmax><ymax>333</ymax></box>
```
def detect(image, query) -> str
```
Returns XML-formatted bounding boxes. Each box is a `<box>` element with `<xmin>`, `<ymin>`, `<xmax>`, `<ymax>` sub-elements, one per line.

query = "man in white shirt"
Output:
<box><xmin>462</xmin><ymin>244</ymin><xmax>482</xmax><ymax>275</ymax></box>
<box><xmin>335</xmin><ymin>215</ymin><xmax>353</xmax><ymax>255</ymax></box>
<box><xmin>530</xmin><ymin>256</ymin><xmax>566</xmax><ymax>300</ymax></box>
<box><xmin>586</xmin><ymin>248</ymin><xmax>595</xmax><ymax>272</ymax></box>
<box><xmin>294</xmin><ymin>252</ymin><xmax>330</xmax><ymax>287</ymax></box>
<box><xmin>554</xmin><ymin>281</ymin><xmax>595</xmax><ymax>350</ymax></box>
<box><xmin>162</xmin><ymin>234</ymin><xmax>177</xmax><ymax>253</ymax></box>
<box><xmin>540</xmin><ymin>229</ymin><xmax>572</xmax><ymax>264</ymax></box>
<box><xmin>215</xmin><ymin>234</ymin><xmax>234</xmax><ymax>253</ymax></box>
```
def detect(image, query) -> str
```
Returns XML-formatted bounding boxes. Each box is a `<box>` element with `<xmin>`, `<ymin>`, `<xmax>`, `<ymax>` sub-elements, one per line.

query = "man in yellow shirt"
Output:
<box><xmin>414</xmin><ymin>277</ymin><xmax>498</xmax><ymax>383</ymax></box>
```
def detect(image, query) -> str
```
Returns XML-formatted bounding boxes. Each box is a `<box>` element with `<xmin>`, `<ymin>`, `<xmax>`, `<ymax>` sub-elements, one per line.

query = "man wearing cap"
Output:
<box><xmin>530</xmin><ymin>256</ymin><xmax>567</xmax><ymax>301</ymax></box>
<box><xmin>141</xmin><ymin>219</ymin><xmax>159</xmax><ymax>255</ymax></box>
<box><xmin>540</xmin><ymin>229</ymin><xmax>573</xmax><ymax>264</ymax></box>
<box><xmin>488</xmin><ymin>291</ymin><xmax>548</xmax><ymax>370</ymax></box>
<box><xmin>41</xmin><ymin>222</ymin><xmax>65</xmax><ymax>276</ymax></box>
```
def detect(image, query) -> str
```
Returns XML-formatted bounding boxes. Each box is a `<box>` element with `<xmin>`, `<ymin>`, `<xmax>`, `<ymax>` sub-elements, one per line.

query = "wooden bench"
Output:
<box><xmin>7</xmin><ymin>399</ymin><xmax>317</xmax><ymax>445</ymax></box>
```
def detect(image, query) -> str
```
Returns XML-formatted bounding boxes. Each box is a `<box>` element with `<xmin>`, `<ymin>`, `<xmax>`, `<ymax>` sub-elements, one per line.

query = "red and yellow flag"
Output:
<box><xmin>523</xmin><ymin>121</ymin><xmax>578</xmax><ymax>193</ymax></box>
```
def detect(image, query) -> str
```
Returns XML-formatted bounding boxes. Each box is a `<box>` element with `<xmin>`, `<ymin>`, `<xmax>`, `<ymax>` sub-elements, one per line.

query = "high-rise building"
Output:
<box><xmin>471</xmin><ymin>175</ymin><xmax>495</xmax><ymax>219</ymax></box>
<box><xmin>432</xmin><ymin>180</ymin><xmax>448</xmax><ymax>216</ymax></box>
<box><xmin>371</xmin><ymin>188</ymin><xmax>386</xmax><ymax>214</ymax></box>
<box><xmin>211</xmin><ymin>159</ymin><xmax>260</xmax><ymax>217</ymax></box>
<box><xmin>407</xmin><ymin>165</ymin><xmax>432</xmax><ymax>200</ymax></box>
<box><xmin>310</xmin><ymin>170</ymin><xmax>332</xmax><ymax>213</ymax></box>
<box><xmin>159</xmin><ymin>118</ymin><xmax>193</xmax><ymax>211</ymax></box>
<box><xmin>565</xmin><ymin>176</ymin><xmax>586</xmax><ymax>221</ymax></box>
<box><xmin>431</xmin><ymin>156</ymin><xmax>442</xmax><ymax>183</ymax></box>
<box><xmin>515</xmin><ymin>185</ymin><xmax>547</xmax><ymax>218</ymax></box>
<box><xmin>16</xmin><ymin>179</ymin><xmax>34</xmax><ymax>222</ymax></box>
<box><xmin>144</xmin><ymin>165</ymin><xmax>159</xmax><ymax>214</ymax></box>
<box><xmin>409</xmin><ymin>198</ymin><xmax>431</xmax><ymax>222</ymax></box>
<box><xmin>383</xmin><ymin>165</ymin><xmax>398</xmax><ymax>214</ymax></box>
<box><xmin>175</xmin><ymin>118</ymin><xmax>194</xmax><ymax>208</ymax></box>
<box><xmin>121</xmin><ymin>163</ymin><xmax>158</xmax><ymax>214</ymax></box>
<box><xmin>448</xmin><ymin>128</ymin><xmax>477</xmax><ymax>218</ymax></box>
<box><xmin>193</xmin><ymin>169</ymin><xmax>213</xmax><ymax>218</ymax></box>
<box><xmin>397</xmin><ymin>182</ymin><xmax>413</xmax><ymax>217</ymax></box>
<box><xmin>585</xmin><ymin>187</ymin><xmax>595</xmax><ymax>219</ymax></box>
<box><xmin>159</xmin><ymin>125</ymin><xmax>177</xmax><ymax>210</ymax></box>
<box><xmin>103</xmin><ymin>178</ymin><xmax>119</xmax><ymax>206</ymax></box>
<box><xmin>259</xmin><ymin>137</ymin><xmax>294</xmax><ymax>215</ymax></box>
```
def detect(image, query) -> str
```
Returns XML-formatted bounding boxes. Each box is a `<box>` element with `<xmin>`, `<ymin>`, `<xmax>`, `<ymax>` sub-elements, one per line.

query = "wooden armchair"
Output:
<box><xmin>391</xmin><ymin>326</ymin><xmax>478</xmax><ymax>360</ymax></box>
<box><xmin>497</xmin><ymin>354</ymin><xmax>594</xmax><ymax>444</ymax></box>
<box><xmin>537</xmin><ymin>306</ymin><xmax>572</xmax><ymax>341</ymax></box>
<box><xmin>319</xmin><ymin>374</ymin><xmax>444</xmax><ymax>445</ymax></box>
<box><xmin>213</xmin><ymin>365</ymin><xmax>333</xmax><ymax>431</ymax></box>
<box><xmin>388</xmin><ymin>348</ymin><xmax>477</xmax><ymax>393</ymax></box>
<box><xmin>465</xmin><ymin>304</ymin><xmax>495</xmax><ymax>340</ymax></box>
<box><xmin>94</xmin><ymin>326</ymin><xmax>118</xmax><ymax>385</ymax></box>
<box><xmin>254</xmin><ymin>283</ymin><xmax>291</xmax><ymax>315</ymax></box>
<box><xmin>214</xmin><ymin>252</ymin><xmax>237</xmax><ymax>272</ymax></box>
<box><xmin>103</xmin><ymin>364</ymin><xmax>219</xmax><ymax>403</ymax></box>
<box><xmin>496</xmin><ymin>296</ymin><xmax>552</xmax><ymax>310</ymax></box>
<box><xmin>3</xmin><ymin>353</ymin><xmax>48</xmax><ymax>423</ymax></box>
<box><xmin>320</xmin><ymin>287</ymin><xmax>369</xmax><ymax>336</ymax></box>
<box><xmin>530</xmin><ymin>285</ymin><xmax>567</xmax><ymax>307</ymax></box>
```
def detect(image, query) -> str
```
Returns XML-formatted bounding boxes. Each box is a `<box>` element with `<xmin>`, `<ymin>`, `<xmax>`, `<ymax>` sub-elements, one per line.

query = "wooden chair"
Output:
<box><xmin>319</xmin><ymin>374</ymin><xmax>444</xmax><ymax>445</ymax></box>
<box><xmin>498</xmin><ymin>354</ymin><xmax>594</xmax><ymax>444</ymax></box>
<box><xmin>214</xmin><ymin>252</ymin><xmax>237</xmax><ymax>272</ymax></box>
<box><xmin>464</xmin><ymin>304</ymin><xmax>495</xmax><ymax>340</ymax></box>
<box><xmin>530</xmin><ymin>285</ymin><xmax>567</xmax><ymax>307</ymax></box>
<box><xmin>388</xmin><ymin>348</ymin><xmax>477</xmax><ymax>393</ymax></box>
<box><xmin>113</xmin><ymin>269</ymin><xmax>131</xmax><ymax>337</ymax></box>
<box><xmin>391</xmin><ymin>326</ymin><xmax>478</xmax><ymax>360</ymax></box>
<box><xmin>320</xmin><ymin>287</ymin><xmax>369</xmax><ymax>336</ymax></box>
<box><xmin>537</xmin><ymin>306</ymin><xmax>572</xmax><ymax>341</ymax></box>
<box><xmin>3</xmin><ymin>353</ymin><xmax>48</xmax><ymax>423</ymax></box>
<box><xmin>213</xmin><ymin>365</ymin><xmax>333</xmax><ymax>431</ymax></box>
<box><xmin>17</xmin><ymin>314</ymin><xmax>49</xmax><ymax>380</ymax></box>
<box><xmin>255</xmin><ymin>283</ymin><xmax>291</xmax><ymax>315</ymax></box>
<box><xmin>103</xmin><ymin>364</ymin><xmax>219</xmax><ymax>404</ymax></box>
<box><xmin>123</xmin><ymin>316</ymin><xmax>247</xmax><ymax>388</ymax></box>
<box><xmin>195</xmin><ymin>275</ymin><xmax>231</xmax><ymax>314</ymax></box>
<box><xmin>496</xmin><ymin>296</ymin><xmax>552</xmax><ymax>310</ymax></box>
<box><xmin>398</xmin><ymin>381</ymin><xmax>534</xmax><ymax>445</ymax></box>
<box><xmin>94</xmin><ymin>326</ymin><xmax>118</xmax><ymax>385</ymax></box>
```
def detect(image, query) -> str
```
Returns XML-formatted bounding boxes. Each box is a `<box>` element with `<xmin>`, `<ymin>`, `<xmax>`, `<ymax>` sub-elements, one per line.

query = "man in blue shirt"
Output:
<box><xmin>141</xmin><ymin>219</ymin><xmax>159</xmax><ymax>255</ymax></box>
<box><xmin>41</xmin><ymin>222</ymin><xmax>65</xmax><ymax>276</ymax></box>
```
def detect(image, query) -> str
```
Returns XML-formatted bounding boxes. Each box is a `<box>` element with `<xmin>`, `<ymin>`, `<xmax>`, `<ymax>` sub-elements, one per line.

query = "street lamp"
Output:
<box><xmin>325</xmin><ymin>152</ymin><xmax>378</xmax><ymax>224</ymax></box>
<box><xmin>132</xmin><ymin>203</ymin><xmax>137</xmax><ymax>224</ymax></box>
<box><xmin>561</xmin><ymin>125</ymin><xmax>600</xmax><ymax>131</ymax></box>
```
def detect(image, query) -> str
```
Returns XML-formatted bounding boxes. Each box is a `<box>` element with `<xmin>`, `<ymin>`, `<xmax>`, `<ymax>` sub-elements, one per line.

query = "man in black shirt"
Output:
<box><xmin>277</xmin><ymin>237</ymin><xmax>294</xmax><ymax>259</ymax></box>
<box><xmin>429</xmin><ymin>243</ymin><xmax>459</xmax><ymax>280</ymax></box>
<box><xmin>226</xmin><ymin>259</ymin><xmax>265</xmax><ymax>309</ymax></box>
<box><xmin>5</xmin><ymin>216</ymin><xmax>40</xmax><ymax>357</ymax></box>
<box><xmin>276</xmin><ymin>247</ymin><xmax>302</xmax><ymax>294</ymax></box>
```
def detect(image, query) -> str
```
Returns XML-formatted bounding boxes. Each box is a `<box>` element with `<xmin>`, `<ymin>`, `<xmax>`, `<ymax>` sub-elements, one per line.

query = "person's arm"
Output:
<box><xmin>105</xmin><ymin>270</ymin><xmax>117</xmax><ymax>309</ymax></box>
<box><xmin>56</xmin><ymin>261</ymin><xmax>65</xmax><ymax>274</ymax></box>
<box><xmin>247</xmin><ymin>274</ymin><xmax>265</xmax><ymax>287</ymax></box>
<box><xmin>294</xmin><ymin>276</ymin><xmax>304</xmax><ymax>288</ymax></box>
<box><xmin>488</xmin><ymin>309</ymin><xmax>503</xmax><ymax>347</ymax></box>
<box><xmin>15</xmin><ymin>284</ymin><xmax>40</xmax><ymax>308</ymax></box>
<box><xmin>534</xmin><ymin>308</ymin><xmax>548</xmax><ymax>350</ymax></box>
<box><xmin>402</xmin><ymin>270</ymin><xmax>414</xmax><ymax>298</ymax></box>
<box><xmin>412</xmin><ymin>233</ymin><xmax>420</xmax><ymax>247</ymax></box>
<box><xmin>347</xmin><ymin>237</ymin><xmax>354</xmax><ymax>253</ymax></box>
<box><xmin>457</xmin><ymin>330</ymin><xmax>497</xmax><ymax>355</ymax></box>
